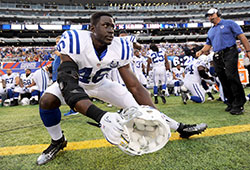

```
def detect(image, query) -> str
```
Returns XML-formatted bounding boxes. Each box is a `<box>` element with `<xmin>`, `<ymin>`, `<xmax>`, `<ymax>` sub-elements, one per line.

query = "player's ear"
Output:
<box><xmin>90</xmin><ymin>24</ymin><xmax>95</xmax><ymax>32</ymax></box>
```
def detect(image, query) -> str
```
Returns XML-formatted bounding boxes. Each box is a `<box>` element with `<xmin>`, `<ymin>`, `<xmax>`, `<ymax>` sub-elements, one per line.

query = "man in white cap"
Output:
<box><xmin>196</xmin><ymin>8</ymin><xmax>250</xmax><ymax>115</ymax></box>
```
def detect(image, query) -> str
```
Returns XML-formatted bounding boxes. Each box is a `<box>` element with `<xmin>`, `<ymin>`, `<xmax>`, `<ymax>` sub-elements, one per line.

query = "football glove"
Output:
<box><xmin>100</xmin><ymin>112</ymin><xmax>124</xmax><ymax>145</ymax></box>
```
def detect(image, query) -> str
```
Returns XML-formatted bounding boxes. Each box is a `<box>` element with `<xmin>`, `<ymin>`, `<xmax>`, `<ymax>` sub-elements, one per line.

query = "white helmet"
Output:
<box><xmin>3</xmin><ymin>99</ymin><xmax>11</xmax><ymax>107</ymax></box>
<box><xmin>118</xmin><ymin>105</ymin><xmax>171</xmax><ymax>156</ymax></box>
<box><xmin>20</xmin><ymin>97</ymin><xmax>30</xmax><ymax>106</ymax></box>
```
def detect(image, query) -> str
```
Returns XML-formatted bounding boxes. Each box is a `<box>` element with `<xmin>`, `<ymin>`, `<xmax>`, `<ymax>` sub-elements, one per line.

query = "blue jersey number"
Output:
<box><xmin>79</xmin><ymin>68</ymin><xmax>111</xmax><ymax>84</ymax></box>
<box><xmin>151</xmin><ymin>51</ymin><xmax>164</xmax><ymax>63</ymax></box>
<box><xmin>185</xmin><ymin>64</ymin><xmax>194</xmax><ymax>74</ymax></box>
<box><xmin>23</xmin><ymin>79</ymin><xmax>32</xmax><ymax>86</ymax></box>
<box><xmin>6</xmin><ymin>78</ymin><xmax>14</xmax><ymax>84</ymax></box>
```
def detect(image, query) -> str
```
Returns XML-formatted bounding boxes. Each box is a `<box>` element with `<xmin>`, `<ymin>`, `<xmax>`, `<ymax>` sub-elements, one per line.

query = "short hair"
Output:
<box><xmin>25</xmin><ymin>69</ymin><xmax>31</xmax><ymax>72</ymax></box>
<box><xmin>90</xmin><ymin>12</ymin><xmax>113</xmax><ymax>26</ymax></box>
<box><xmin>150</xmin><ymin>44</ymin><xmax>159</xmax><ymax>53</ymax></box>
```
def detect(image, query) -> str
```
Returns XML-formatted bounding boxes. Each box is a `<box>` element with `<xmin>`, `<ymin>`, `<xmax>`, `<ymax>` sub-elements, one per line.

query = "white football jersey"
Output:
<box><xmin>184</xmin><ymin>59</ymin><xmax>206</xmax><ymax>83</ymax></box>
<box><xmin>132</xmin><ymin>56</ymin><xmax>145</xmax><ymax>76</ymax></box>
<box><xmin>33</xmin><ymin>68</ymin><xmax>50</xmax><ymax>92</ymax></box>
<box><xmin>147</xmin><ymin>48</ymin><xmax>166</xmax><ymax>68</ymax></box>
<box><xmin>123</xmin><ymin>35</ymin><xmax>137</xmax><ymax>43</ymax></box>
<box><xmin>20</xmin><ymin>73</ymin><xmax>34</xmax><ymax>87</ymax></box>
<box><xmin>57</xmin><ymin>30</ymin><xmax>132</xmax><ymax>86</ymax></box>
<box><xmin>172</xmin><ymin>67</ymin><xmax>185</xmax><ymax>80</ymax></box>
<box><xmin>2</xmin><ymin>73</ymin><xmax>18</xmax><ymax>89</ymax></box>
<box><xmin>166</xmin><ymin>70</ymin><xmax>173</xmax><ymax>82</ymax></box>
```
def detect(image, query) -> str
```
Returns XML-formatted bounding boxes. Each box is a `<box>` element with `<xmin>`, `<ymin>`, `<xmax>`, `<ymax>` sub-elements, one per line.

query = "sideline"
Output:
<box><xmin>0</xmin><ymin>124</ymin><xmax>250</xmax><ymax>156</ymax></box>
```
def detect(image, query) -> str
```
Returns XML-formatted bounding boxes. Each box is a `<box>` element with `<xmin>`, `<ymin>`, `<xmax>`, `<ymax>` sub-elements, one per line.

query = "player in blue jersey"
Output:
<box><xmin>36</xmin><ymin>12</ymin><xmax>207</xmax><ymax>165</ymax></box>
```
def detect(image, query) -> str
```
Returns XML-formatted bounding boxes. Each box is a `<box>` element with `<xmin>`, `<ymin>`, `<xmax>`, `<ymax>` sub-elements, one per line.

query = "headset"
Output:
<box><xmin>216</xmin><ymin>8</ymin><xmax>222</xmax><ymax>17</ymax></box>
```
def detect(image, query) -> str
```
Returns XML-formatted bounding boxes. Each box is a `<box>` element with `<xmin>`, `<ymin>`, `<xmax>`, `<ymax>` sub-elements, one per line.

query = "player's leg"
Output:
<box><xmin>201</xmin><ymin>80</ymin><xmax>214</xmax><ymax>101</ymax></box>
<box><xmin>188</xmin><ymin>83</ymin><xmax>206</xmax><ymax>103</ymax></box>
<box><xmin>159</xmin><ymin>71</ymin><xmax>166</xmax><ymax>104</ymax></box>
<box><xmin>85</xmin><ymin>79</ymin><xmax>139</xmax><ymax>109</ymax></box>
<box><xmin>173</xmin><ymin>80</ymin><xmax>181</xmax><ymax>96</ymax></box>
<box><xmin>153</xmin><ymin>70</ymin><xmax>160</xmax><ymax>104</ymax></box>
<box><xmin>37</xmin><ymin>82</ymin><xmax>67</xmax><ymax>165</ymax></box>
<box><xmin>30</xmin><ymin>86</ymin><xmax>40</xmax><ymax>105</ymax></box>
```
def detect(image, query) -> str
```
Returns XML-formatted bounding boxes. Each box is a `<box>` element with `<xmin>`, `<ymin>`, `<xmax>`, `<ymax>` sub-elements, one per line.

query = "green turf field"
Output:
<box><xmin>0</xmin><ymin>89</ymin><xmax>250</xmax><ymax>170</ymax></box>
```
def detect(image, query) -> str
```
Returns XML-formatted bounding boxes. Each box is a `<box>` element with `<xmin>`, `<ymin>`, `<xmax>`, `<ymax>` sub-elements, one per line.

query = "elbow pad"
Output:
<box><xmin>57</xmin><ymin>61</ymin><xmax>89</xmax><ymax>110</ymax></box>
<box><xmin>198</xmin><ymin>69</ymin><xmax>210</xmax><ymax>79</ymax></box>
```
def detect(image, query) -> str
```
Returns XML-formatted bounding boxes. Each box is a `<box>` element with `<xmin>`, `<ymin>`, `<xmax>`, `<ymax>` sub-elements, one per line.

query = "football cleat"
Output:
<box><xmin>177</xmin><ymin>123</ymin><xmax>207</xmax><ymax>138</ymax></box>
<box><xmin>10</xmin><ymin>99</ymin><xmax>18</xmax><ymax>106</ymax></box>
<box><xmin>161</xmin><ymin>96</ymin><xmax>166</xmax><ymax>104</ymax></box>
<box><xmin>30</xmin><ymin>99</ymin><xmax>39</xmax><ymax>105</ymax></box>
<box><xmin>181</xmin><ymin>92</ymin><xmax>188</xmax><ymax>104</ymax></box>
<box><xmin>37</xmin><ymin>135</ymin><xmax>67</xmax><ymax>165</ymax></box>
<box><xmin>154</xmin><ymin>96</ymin><xmax>158</xmax><ymax>104</ymax></box>
<box><xmin>64</xmin><ymin>109</ymin><xmax>79</xmax><ymax>116</ymax></box>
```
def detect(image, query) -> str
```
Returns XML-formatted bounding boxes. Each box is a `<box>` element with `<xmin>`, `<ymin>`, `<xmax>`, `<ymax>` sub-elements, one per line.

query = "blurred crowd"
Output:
<box><xmin>0</xmin><ymin>46</ymin><xmax>57</xmax><ymax>62</ymax></box>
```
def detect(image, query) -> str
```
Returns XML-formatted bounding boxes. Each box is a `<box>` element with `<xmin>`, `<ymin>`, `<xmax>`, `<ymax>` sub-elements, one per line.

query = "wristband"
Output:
<box><xmin>86</xmin><ymin>104</ymin><xmax>107</xmax><ymax>123</ymax></box>
<box><xmin>246</xmin><ymin>50</ymin><xmax>250</xmax><ymax>52</ymax></box>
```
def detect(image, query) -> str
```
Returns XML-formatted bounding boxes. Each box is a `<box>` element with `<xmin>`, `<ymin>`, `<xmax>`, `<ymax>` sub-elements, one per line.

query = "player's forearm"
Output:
<box><xmin>130</xmin><ymin>86</ymin><xmax>156</xmax><ymax>109</ymax></box>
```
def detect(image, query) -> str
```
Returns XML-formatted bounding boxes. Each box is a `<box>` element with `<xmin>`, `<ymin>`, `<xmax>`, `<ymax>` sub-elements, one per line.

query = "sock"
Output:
<box><xmin>174</xmin><ymin>86</ymin><xmax>178</xmax><ymax>94</ymax></box>
<box><xmin>46</xmin><ymin>124</ymin><xmax>63</xmax><ymax>141</ymax></box>
<box><xmin>153</xmin><ymin>86</ymin><xmax>158</xmax><ymax>95</ymax></box>
<box><xmin>14</xmin><ymin>92</ymin><xmax>19</xmax><ymax>100</ymax></box>
<box><xmin>39</xmin><ymin>107</ymin><xmax>62</xmax><ymax>140</ymax></box>
<box><xmin>160</xmin><ymin>112</ymin><xmax>180</xmax><ymax>130</ymax></box>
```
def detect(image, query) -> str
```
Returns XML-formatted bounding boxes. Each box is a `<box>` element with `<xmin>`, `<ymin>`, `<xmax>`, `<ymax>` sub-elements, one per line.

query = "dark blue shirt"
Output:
<box><xmin>206</xmin><ymin>19</ymin><xmax>243</xmax><ymax>52</ymax></box>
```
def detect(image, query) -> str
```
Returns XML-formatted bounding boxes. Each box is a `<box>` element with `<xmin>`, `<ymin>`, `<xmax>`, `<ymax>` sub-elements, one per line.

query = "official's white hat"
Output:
<box><xmin>205</xmin><ymin>8</ymin><xmax>220</xmax><ymax>17</ymax></box>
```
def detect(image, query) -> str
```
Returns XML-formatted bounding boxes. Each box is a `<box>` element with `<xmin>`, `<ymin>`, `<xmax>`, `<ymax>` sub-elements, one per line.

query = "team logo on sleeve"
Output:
<box><xmin>109</xmin><ymin>60</ymin><xmax>120</xmax><ymax>68</ymax></box>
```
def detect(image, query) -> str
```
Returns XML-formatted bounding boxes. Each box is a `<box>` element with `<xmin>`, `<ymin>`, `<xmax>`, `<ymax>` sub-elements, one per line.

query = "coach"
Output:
<box><xmin>196</xmin><ymin>8</ymin><xmax>250</xmax><ymax>115</ymax></box>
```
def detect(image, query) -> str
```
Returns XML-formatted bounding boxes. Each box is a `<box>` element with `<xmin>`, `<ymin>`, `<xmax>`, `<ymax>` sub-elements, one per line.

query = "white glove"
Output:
<box><xmin>100</xmin><ymin>112</ymin><xmax>124</xmax><ymax>145</ymax></box>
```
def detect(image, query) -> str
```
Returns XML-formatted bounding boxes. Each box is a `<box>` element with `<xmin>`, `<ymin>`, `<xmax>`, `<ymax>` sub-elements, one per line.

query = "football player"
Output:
<box><xmin>172</xmin><ymin>63</ymin><xmax>185</xmax><ymax>96</ymax></box>
<box><xmin>131</xmin><ymin>49</ymin><xmax>147</xmax><ymax>87</ymax></box>
<box><xmin>36</xmin><ymin>12</ymin><xmax>207</xmax><ymax>165</ymax></box>
<box><xmin>1</xmin><ymin>69</ymin><xmax>20</xmax><ymax>106</ymax></box>
<box><xmin>28</xmin><ymin>65</ymin><xmax>53</xmax><ymax>105</ymax></box>
<box><xmin>147</xmin><ymin>44</ymin><xmax>169</xmax><ymax>104</ymax></box>
<box><xmin>19</xmin><ymin>69</ymin><xmax>40</xmax><ymax>105</ymax></box>
<box><xmin>181</xmin><ymin>58</ymin><xmax>214</xmax><ymax>104</ymax></box>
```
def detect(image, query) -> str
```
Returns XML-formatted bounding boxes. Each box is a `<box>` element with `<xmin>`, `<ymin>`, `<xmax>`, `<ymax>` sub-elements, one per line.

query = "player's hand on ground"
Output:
<box><xmin>100</xmin><ymin>112</ymin><xmax>124</xmax><ymax>145</ymax></box>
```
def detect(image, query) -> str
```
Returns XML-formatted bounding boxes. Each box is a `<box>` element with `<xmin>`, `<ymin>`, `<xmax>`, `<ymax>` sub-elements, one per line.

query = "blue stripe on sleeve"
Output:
<box><xmin>67</xmin><ymin>31</ymin><xmax>73</xmax><ymax>54</ymax></box>
<box><xmin>41</xmin><ymin>70</ymin><xmax>45</xmax><ymax>92</ymax></box>
<box><xmin>126</xmin><ymin>40</ymin><xmax>130</xmax><ymax>60</ymax></box>
<box><xmin>130</xmin><ymin>35</ymin><xmax>135</xmax><ymax>42</ymax></box>
<box><xmin>120</xmin><ymin>38</ymin><xmax>125</xmax><ymax>60</ymax></box>
<box><xmin>72</xmin><ymin>30</ymin><xmax>80</xmax><ymax>54</ymax></box>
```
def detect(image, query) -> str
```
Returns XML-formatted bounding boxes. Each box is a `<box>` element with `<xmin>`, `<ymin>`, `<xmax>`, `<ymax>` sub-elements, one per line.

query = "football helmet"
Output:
<box><xmin>20</xmin><ymin>97</ymin><xmax>30</xmax><ymax>106</ymax></box>
<box><xmin>118</xmin><ymin>105</ymin><xmax>171</xmax><ymax>156</ymax></box>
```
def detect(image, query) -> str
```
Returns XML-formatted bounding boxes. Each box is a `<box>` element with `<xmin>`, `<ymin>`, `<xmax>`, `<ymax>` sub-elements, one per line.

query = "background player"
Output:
<box><xmin>147</xmin><ymin>44</ymin><xmax>169</xmax><ymax>104</ymax></box>
<box><xmin>1</xmin><ymin>69</ymin><xmax>20</xmax><ymax>106</ymax></box>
